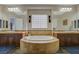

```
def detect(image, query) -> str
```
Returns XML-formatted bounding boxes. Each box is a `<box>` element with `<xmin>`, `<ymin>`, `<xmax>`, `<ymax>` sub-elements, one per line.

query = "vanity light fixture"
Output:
<box><xmin>8</xmin><ymin>7</ymin><xmax>26</xmax><ymax>15</ymax></box>
<box><xmin>8</xmin><ymin>7</ymin><xmax>21</xmax><ymax>13</ymax></box>
<box><xmin>60</xmin><ymin>8</ymin><xmax>72</xmax><ymax>12</ymax></box>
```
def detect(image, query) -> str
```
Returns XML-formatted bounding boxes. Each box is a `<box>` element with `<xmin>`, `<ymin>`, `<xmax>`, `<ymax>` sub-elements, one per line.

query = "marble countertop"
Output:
<box><xmin>53</xmin><ymin>31</ymin><xmax>79</xmax><ymax>34</ymax></box>
<box><xmin>0</xmin><ymin>31</ymin><xmax>26</xmax><ymax>34</ymax></box>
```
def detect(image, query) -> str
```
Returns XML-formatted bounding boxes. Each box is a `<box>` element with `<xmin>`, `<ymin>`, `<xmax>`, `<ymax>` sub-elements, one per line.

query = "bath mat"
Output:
<box><xmin>0</xmin><ymin>46</ymin><xmax>16</xmax><ymax>54</ymax></box>
<box><xmin>63</xmin><ymin>46</ymin><xmax>79</xmax><ymax>54</ymax></box>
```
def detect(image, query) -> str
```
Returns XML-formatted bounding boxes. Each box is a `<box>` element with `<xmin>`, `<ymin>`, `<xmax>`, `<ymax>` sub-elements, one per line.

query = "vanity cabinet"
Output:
<box><xmin>53</xmin><ymin>32</ymin><xmax>79</xmax><ymax>46</ymax></box>
<box><xmin>0</xmin><ymin>32</ymin><xmax>24</xmax><ymax>47</ymax></box>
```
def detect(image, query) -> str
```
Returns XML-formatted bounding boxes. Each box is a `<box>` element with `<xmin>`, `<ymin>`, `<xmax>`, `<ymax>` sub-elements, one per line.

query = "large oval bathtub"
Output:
<box><xmin>20</xmin><ymin>36</ymin><xmax>59</xmax><ymax>54</ymax></box>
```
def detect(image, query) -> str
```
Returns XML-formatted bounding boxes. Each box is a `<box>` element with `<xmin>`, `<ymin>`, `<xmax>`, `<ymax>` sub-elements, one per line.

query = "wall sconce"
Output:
<box><xmin>49</xmin><ymin>16</ymin><xmax>51</xmax><ymax>23</ymax></box>
<box><xmin>29</xmin><ymin>16</ymin><xmax>31</xmax><ymax>23</ymax></box>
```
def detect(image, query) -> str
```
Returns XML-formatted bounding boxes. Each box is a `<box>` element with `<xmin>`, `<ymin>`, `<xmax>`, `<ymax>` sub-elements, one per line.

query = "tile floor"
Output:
<box><xmin>0</xmin><ymin>46</ymin><xmax>79</xmax><ymax>54</ymax></box>
<box><xmin>8</xmin><ymin>47</ymin><xmax>69</xmax><ymax>54</ymax></box>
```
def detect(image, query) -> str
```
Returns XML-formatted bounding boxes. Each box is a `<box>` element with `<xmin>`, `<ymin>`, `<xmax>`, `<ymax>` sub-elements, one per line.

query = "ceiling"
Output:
<box><xmin>0</xmin><ymin>5</ymin><xmax>77</xmax><ymax>17</ymax></box>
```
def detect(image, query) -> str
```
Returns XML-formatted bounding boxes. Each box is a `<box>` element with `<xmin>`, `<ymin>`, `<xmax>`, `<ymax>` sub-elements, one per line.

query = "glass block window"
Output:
<box><xmin>32</xmin><ymin>15</ymin><xmax>48</xmax><ymax>28</ymax></box>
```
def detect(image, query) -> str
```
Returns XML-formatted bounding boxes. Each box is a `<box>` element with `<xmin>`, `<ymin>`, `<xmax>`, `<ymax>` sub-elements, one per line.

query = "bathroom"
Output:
<box><xmin>0</xmin><ymin>5</ymin><xmax>79</xmax><ymax>54</ymax></box>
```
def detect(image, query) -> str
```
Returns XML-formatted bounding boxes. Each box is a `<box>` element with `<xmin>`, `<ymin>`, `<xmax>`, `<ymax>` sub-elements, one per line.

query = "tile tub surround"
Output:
<box><xmin>20</xmin><ymin>36</ymin><xmax>59</xmax><ymax>54</ymax></box>
<box><xmin>28</xmin><ymin>30</ymin><xmax>52</xmax><ymax>35</ymax></box>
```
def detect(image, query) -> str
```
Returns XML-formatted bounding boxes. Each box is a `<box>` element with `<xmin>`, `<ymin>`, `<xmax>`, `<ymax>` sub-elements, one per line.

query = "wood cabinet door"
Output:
<box><xmin>71</xmin><ymin>34</ymin><xmax>79</xmax><ymax>46</ymax></box>
<box><xmin>8</xmin><ymin>35</ymin><xmax>14</xmax><ymax>46</ymax></box>
<box><xmin>14</xmin><ymin>34</ymin><xmax>22</xmax><ymax>47</ymax></box>
<box><xmin>0</xmin><ymin>34</ymin><xmax>22</xmax><ymax>47</ymax></box>
<box><xmin>57</xmin><ymin>34</ymin><xmax>65</xmax><ymax>46</ymax></box>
